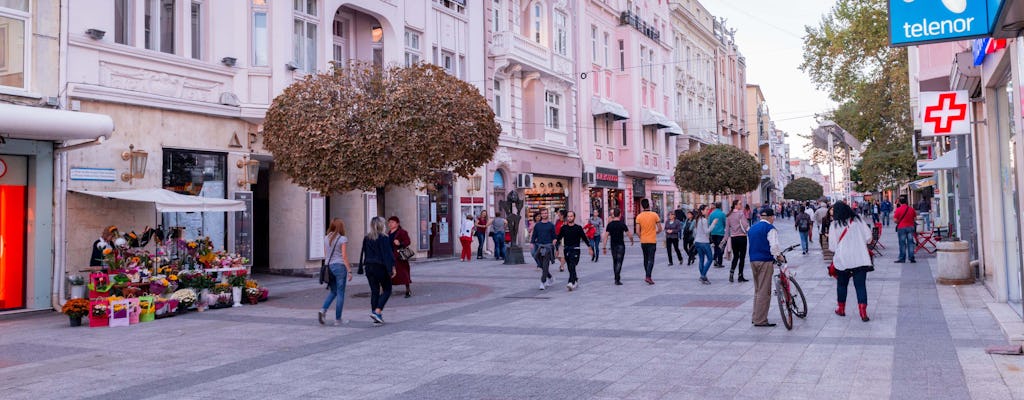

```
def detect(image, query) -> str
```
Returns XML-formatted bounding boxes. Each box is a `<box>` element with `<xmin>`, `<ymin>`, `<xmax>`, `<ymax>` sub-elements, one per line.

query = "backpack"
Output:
<box><xmin>797</xmin><ymin>216</ymin><xmax>810</xmax><ymax>232</ymax></box>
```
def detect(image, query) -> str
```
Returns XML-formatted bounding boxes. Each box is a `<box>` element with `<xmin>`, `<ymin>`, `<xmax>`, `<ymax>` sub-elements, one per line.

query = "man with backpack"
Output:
<box><xmin>795</xmin><ymin>206</ymin><xmax>813</xmax><ymax>255</ymax></box>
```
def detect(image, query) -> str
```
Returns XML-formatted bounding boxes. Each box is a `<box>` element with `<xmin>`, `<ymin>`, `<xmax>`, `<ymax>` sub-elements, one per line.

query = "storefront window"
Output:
<box><xmin>524</xmin><ymin>176</ymin><xmax>569</xmax><ymax>219</ymax></box>
<box><xmin>162</xmin><ymin>149</ymin><xmax>228</xmax><ymax>250</ymax></box>
<box><xmin>0</xmin><ymin>5</ymin><xmax>28</xmax><ymax>90</ymax></box>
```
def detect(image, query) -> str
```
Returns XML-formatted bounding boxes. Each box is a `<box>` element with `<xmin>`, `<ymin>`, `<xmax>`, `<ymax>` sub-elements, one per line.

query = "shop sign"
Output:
<box><xmin>972</xmin><ymin>37</ymin><xmax>1007</xmax><ymax>65</ymax></box>
<box><xmin>655</xmin><ymin>175</ymin><xmax>673</xmax><ymax>186</ymax></box>
<box><xmin>889</xmin><ymin>0</ymin><xmax>1004</xmax><ymax>47</ymax></box>
<box><xmin>595</xmin><ymin>167</ymin><xmax>619</xmax><ymax>188</ymax></box>
<box><xmin>920</xmin><ymin>91</ymin><xmax>971</xmax><ymax>136</ymax></box>
<box><xmin>69</xmin><ymin>167</ymin><xmax>117</xmax><ymax>182</ymax></box>
<box><xmin>917</xmin><ymin>159</ymin><xmax>935</xmax><ymax>176</ymax></box>
<box><xmin>632</xmin><ymin>179</ymin><xmax>646</xmax><ymax>197</ymax></box>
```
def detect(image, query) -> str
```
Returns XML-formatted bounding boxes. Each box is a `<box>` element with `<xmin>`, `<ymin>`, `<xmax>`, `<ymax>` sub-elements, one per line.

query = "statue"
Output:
<box><xmin>501</xmin><ymin>190</ymin><xmax>526</xmax><ymax>265</ymax></box>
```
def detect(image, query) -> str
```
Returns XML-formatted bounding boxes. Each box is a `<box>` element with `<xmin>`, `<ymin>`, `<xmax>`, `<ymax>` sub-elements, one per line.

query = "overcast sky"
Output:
<box><xmin>702</xmin><ymin>0</ymin><xmax>839</xmax><ymax>160</ymax></box>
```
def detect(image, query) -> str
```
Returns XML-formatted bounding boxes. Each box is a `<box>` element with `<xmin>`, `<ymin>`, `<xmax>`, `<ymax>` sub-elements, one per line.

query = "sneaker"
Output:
<box><xmin>614</xmin><ymin>280</ymin><xmax>623</xmax><ymax>286</ymax></box>
<box><xmin>318</xmin><ymin>310</ymin><xmax>325</xmax><ymax>326</ymax></box>
<box><xmin>644</xmin><ymin>277</ymin><xmax>655</xmax><ymax>285</ymax></box>
<box><xmin>910</xmin><ymin>259</ymin><xmax>917</xmax><ymax>263</ymax></box>
<box><xmin>370</xmin><ymin>312</ymin><xmax>383</xmax><ymax>324</ymax></box>
<box><xmin>702</xmin><ymin>278</ymin><xmax>711</xmax><ymax>285</ymax></box>
<box><xmin>895</xmin><ymin>260</ymin><xmax>905</xmax><ymax>263</ymax></box>
<box><xmin>566</xmin><ymin>282</ymin><xmax>574</xmax><ymax>291</ymax></box>
<box><xmin>539</xmin><ymin>282</ymin><xmax>546</xmax><ymax>290</ymax></box>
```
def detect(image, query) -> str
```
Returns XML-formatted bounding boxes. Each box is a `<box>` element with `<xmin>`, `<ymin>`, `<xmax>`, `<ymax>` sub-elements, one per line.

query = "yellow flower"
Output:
<box><xmin>102</xmin><ymin>248</ymin><xmax>113</xmax><ymax>255</ymax></box>
<box><xmin>187</xmin><ymin>242</ymin><xmax>198</xmax><ymax>249</ymax></box>
<box><xmin>168</xmin><ymin>275</ymin><xmax>177</xmax><ymax>281</ymax></box>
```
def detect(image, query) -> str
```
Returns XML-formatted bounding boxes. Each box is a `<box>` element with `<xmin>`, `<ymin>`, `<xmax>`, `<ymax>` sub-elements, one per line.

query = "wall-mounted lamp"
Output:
<box><xmin>221</xmin><ymin>57</ymin><xmax>237</xmax><ymax>67</ymax></box>
<box><xmin>237</xmin><ymin>155</ymin><xmax>260</xmax><ymax>187</ymax></box>
<box><xmin>285</xmin><ymin>61</ymin><xmax>299</xmax><ymax>71</ymax></box>
<box><xmin>371</xmin><ymin>26</ymin><xmax>383</xmax><ymax>43</ymax></box>
<box><xmin>86</xmin><ymin>29</ymin><xmax>106</xmax><ymax>40</ymax></box>
<box><xmin>120</xmin><ymin>144</ymin><xmax>148</xmax><ymax>183</ymax></box>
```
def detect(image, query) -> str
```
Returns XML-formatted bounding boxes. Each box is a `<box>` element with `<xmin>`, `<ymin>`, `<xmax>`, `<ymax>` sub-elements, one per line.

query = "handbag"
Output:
<box><xmin>319</xmin><ymin>237</ymin><xmax>339</xmax><ymax>288</ymax></box>
<box><xmin>397</xmin><ymin>246</ymin><xmax>415</xmax><ymax>261</ymax></box>
<box><xmin>828</xmin><ymin>227</ymin><xmax>848</xmax><ymax>279</ymax></box>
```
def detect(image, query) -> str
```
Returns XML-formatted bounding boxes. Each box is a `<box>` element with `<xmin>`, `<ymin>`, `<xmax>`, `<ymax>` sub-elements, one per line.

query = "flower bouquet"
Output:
<box><xmin>62</xmin><ymin>298</ymin><xmax>90</xmax><ymax>327</ymax></box>
<box><xmin>227</xmin><ymin>271</ymin><xmax>247</xmax><ymax>287</ymax></box>
<box><xmin>127</xmin><ymin>297</ymin><xmax>141</xmax><ymax>324</ymax></box>
<box><xmin>149</xmin><ymin>277</ymin><xmax>170</xmax><ymax>296</ymax></box>
<box><xmin>167</xmin><ymin>299</ymin><xmax>180</xmax><ymax>315</ymax></box>
<box><xmin>212</xmin><ymin>282</ymin><xmax>231</xmax><ymax>294</ymax></box>
<box><xmin>154</xmin><ymin>298</ymin><xmax>169</xmax><ymax>318</ymax></box>
<box><xmin>109</xmin><ymin>297</ymin><xmax>130</xmax><ymax>327</ymax></box>
<box><xmin>88</xmin><ymin>273</ymin><xmax>112</xmax><ymax>299</ymax></box>
<box><xmin>89</xmin><ymin>299</ymin><xmax>109</xmax><ymax>327</ymax></box>
<box><xmin>138</xmin><ymin>296</ymin><xmax>155</xmax><ymax>322</ymax></box>
<box><xmin>245</xmin><ymin>287</ymin><xmax>261</xmax><ymax>305</ymax></box>
<box><xmin>170</xmin><ymin>289</ymin><xmax>197</xmax><ymax>312</ymax></box>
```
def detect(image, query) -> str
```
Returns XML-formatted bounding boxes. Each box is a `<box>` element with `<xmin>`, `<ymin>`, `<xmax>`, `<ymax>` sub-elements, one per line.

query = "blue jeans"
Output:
<box><xmin>475</xmin><ymin>232</ymin><xmax>487</xmax><ymax>258</ymax></box>
<box><xmin>321</xmin><ymin>263</ymin><xmax>347</xmax><ymax>320</ymax></box>
<box><xmin>920</xmin><ymin>212</ymin><xmax>931</xmax><ymax>231</ymax></box>
<box><xmin>492</xmin><ymin>232</ymin><xmax>506</xmax><ymax>259</ymax></box>
<box><xmin>590</xmin><ymin>236</ymin><xmax>601</xmax><ymax>261</ymax></box>
<box><xmin>897</xmin><ymin>227</ymin><xmax>916</xmax><ymax>261</ymax></box>
<box><xmin>798</xmin><ymin>230</ymin><xmax>809</xmax><ymax>253</ymax></box>
<box><xmin>836</xmin><ymin>268</ymin><xmax>868</xmax><ymax>304</ymax></box>
<box><xmin>882</xmin><ymin>212</ymin><xmax>891</xmax><ymax>226</ymax></box>
<box><xmin>695</xmin><ymin>242</ymin><xmax>713</xmax><ymax>278</ymax></box>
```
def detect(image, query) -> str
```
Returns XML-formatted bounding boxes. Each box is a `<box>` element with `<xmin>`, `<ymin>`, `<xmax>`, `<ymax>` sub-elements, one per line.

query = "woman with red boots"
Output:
<box><xmin>827</xmin><ymin>201</ymin><xmax>874</xmax><ymax>322</ymax></box>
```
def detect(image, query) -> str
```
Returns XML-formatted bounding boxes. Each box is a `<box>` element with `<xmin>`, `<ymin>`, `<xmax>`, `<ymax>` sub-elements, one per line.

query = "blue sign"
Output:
<box><xmin>889</xmin><ymin>0</ymin><xmax>1004</xmax><ymax>46</ymax></box>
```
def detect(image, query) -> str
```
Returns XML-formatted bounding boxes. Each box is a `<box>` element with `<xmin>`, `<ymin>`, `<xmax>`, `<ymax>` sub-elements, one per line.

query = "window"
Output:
<box><xmin>603</xmin><ymin>32</ymin><xmax>610</xmax><ymax>67</ymax></box>
<box><xmin>640</xmin><ymin>45</ymin><xmax>648</xmax><ymax>81</ymax></box>
<box><xmin>532</xmin><ymin>2</ymin><xmax>543</xmax><ymax>44</ymax></box>
<box><xmin>459</xmin><ymin>55</ymin><xmax>465</xmax><ymax>79</ymax></box>
<box><xmin>493</xmin><ymin>78</ymin><xmax>503</xmax><ymax>118</ymax></box>
<box><xmin>590</xmin><ymin>25</ymin><xmax>597</xmax><ymax>63</ymax></box>
<box><xmin>145</xmin><ymin>0</ymin><xmax>176</xmax><ymax>54</ymax></box>
<box><xmin>492</xmin><ymin>0</ymin><xmax>501</xmax><ymax>32</ymax></box>
<box><xmin>162</xmin><ymin>149</ymin><xmax>228</xmax><ymax>250</ymax></box>
<box><xmin>404</xmin><ymin>30</ymin><xmax>421</xmax><ymax>67</ymax></box>
<box><xmin>0</xmin><ymin>1</ymin><xmax>27</xmax><ymax>89</ymax></box>
<box><xmin>441</xmin><ymin>50</ymin><xmax>454</xmax><ymax>74</ymax></box>
<box><xmin>605</xmin><ymin>116</ymin><xmax>612</xmax><ymax>144</ymax></box>
<box><xmin>545</xmin><ymin>91</ymin><xmax>561</xmax><ymax>130</ymax></box>
<box><xmin>190</xmin><ymin>2</ymin><xmax>202</xmax><ymax>59</ymax></box>
<box><xmin>251</xmin><ymin>3</ymin><xmax>269</xmax><ymax>66</ymax></box>
<box><xmin>436</xmin><ymin>0</ymin><xmax>466</xmax><ymax>13</ymax></box>
<box><xmin>622</xmin><ymin>122</ymin><xmax>627</xmax><ymax>146</ymax></box>
<box><xmin>115</xmin><ymin>0</ymin><xmax>132</xmax><ymax>45</ymax></box>
<box><xmin>293</xmin><ymin>0</ymin><xmax>318</xmax><ymax>73</ymax></box>
<box><xmin>618</xmin><ymin>40</ymin><xmax>624</xmax><ymax>71</ymax></box>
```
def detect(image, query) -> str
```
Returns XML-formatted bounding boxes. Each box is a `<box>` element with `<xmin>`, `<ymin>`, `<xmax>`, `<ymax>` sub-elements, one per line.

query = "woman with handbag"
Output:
<box><xmin>387</xmin><ymin>216</ymin><xmax>414</xmax><ymax>298</ymax></box>
<box><xmin>828</xmin><ymin>201</ymin><xmax>874</xmax><ymax>322</ymax></box>
<box><xmin>725</xmin><ymin>200</ymin><xmax>750</xmax><ymax>283</ymax></box>
<box><xmin>319</xmin><ymin>218</ymin><xmax>351</xmax><ymax>326</ymax></box>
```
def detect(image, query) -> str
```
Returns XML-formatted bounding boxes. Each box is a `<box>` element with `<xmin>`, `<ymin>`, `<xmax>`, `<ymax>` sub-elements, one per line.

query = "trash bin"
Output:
<box><xmin>936</xmin><ymin>240</ymin><xmax>973</xmax><ymax>285</ymax></box>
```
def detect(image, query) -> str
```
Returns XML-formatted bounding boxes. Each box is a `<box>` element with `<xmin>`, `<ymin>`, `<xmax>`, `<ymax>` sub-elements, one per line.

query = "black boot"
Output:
<box><xmin>729</xmin><ymin>271</ymin><xmax>734</xmax><ymax>282</ymax></box>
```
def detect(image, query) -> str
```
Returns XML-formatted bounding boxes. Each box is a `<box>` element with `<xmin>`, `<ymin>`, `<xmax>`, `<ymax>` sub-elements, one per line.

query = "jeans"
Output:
<box><xmin>920</xmin><ymin>212</ymin><xmax>931</xmax><ymax>231</ymax></box>
<box><xmin>321</xmin><ymin>263</ymin><xmax>347</xmax><ymax>320</ymax></box>
<box><xmin>590</xmin><ymin>236</ymin><xmax>601</xmax><ymax>261</ymax></box>
<box><xmin>610</xmin><ymin>244</ymin><xmax>625</xmax><ymax>282</ymax></box>
<box><xmin>565</xmin><ymin>247</ymin><xmax>581</xmax><ymax>284</ymax></box>
<box><xmin>897</xmin><ymin>227</ymin><xmax>916</xmax><ymax>261</ymax></box>
<box><xmin>641</xmin><ymin>243</ymin><xmax>656</xmax><ymax>278</ymax></box>
<box><xmin>536</xmin><ymin>244</ymin><xmax>554</xmax><ymax>283</ymax></box>
<box><xmin>729</xmin><ymin>236</ymin><xmax>747</xmax><ymax>277</ymax></box>
<box><xmin>365</xmin><ymin>264</ymin><xmax>392</xmax><ymax>312</ymax></box>
<box><xmin>665</xmin><ymin>238</ymin><xmax>683</xmax><ymax>264</ymax></box>
<box><xmin>710</xmin><ymin>234</ymin><xmax>725</xmax><ymax>266</ymax></box>
<box><xmin>798</xmin><ymin>230</ymin><xmax>809</xmax><ymax>253</ymax></box>
<box><xmin>492</xmin><ymin>232</ymin><xmax>506</xmax><ymax>260</ymax></box>
<box><xmin>836</xmin><ymin>268</ymin><xmax>868</xmax><ymax>304</ymax></box>
<box><xmin>882</xmin><ymin>212</ymin><xmax>891</xmax><ymax>226</ymax></box>
<box><xmin>695</xmin><ymin>242</ymin><xmax>713</xmax><ymax>278</ymax></box>
<box><xmin>475</xmin><ymin>232</ymin><xmax>487</xmax><ymax>258</ymax></box>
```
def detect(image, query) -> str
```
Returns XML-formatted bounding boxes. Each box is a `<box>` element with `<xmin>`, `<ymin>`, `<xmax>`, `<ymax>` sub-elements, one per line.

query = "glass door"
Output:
<box><xmin>0</xmin><ymin>155</ymin><xmax>27</xmax><ymax>310</ymax></box>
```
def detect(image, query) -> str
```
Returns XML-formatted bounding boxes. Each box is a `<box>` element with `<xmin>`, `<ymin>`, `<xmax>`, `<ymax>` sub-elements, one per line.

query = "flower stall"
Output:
<box><xmin>69</xmin><ymin>188</ymin><xmax>271</xmax><ymax>328</ymax></box>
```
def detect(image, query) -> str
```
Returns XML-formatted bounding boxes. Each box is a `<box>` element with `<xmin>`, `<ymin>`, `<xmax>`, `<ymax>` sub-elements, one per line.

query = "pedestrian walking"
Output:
<box><xmin>387</xmin><ymin>216</ymin><xmax>413</xmax><ymax>298</ymax></box>
<box><xmin>556</xmin><ymin>211</ymin><xmax>594</xmax><ymax>291</ymax></box>
<box><xmin>527</xmin><ymin>212</ymin><xmax>542</xmax><ymax>267</ymax></box>
<box><xmin>880</xmin><ymin>199</ymin><xmax>893</xmax><ymax>227</ymax></box>
<box><xmin>664</xmin><ymin>211</ymin><xmax>684</xmax><ymax>266</ymax></box>
<box><xmin>555</xmin><ymin>210</ymin><xmax>567</xmax><ymax>271</ymax></box>
<box><xmin>916</xmin><ymin>197</ymin><xmax>932</xmax><ymax>232</ymax></box>
<box><xmin>871</xmin><ymin>200</ymin><xmax>881</xmax><ymax>224</ymax></box>
<box><xmin>602</xmin><ymin>209</ymin><xmax>633</xmax><ymax>285</ymax></box>
<box><xmin>693</xmin><ymin>205</ymin><xmax>714</xmax><ymax>284</ymax></box>
<box><xmin>319</xmin><ymin>218</ymin><xmax>352</xmax><ymax>326</ymax></box>
<box><xmin>894</xmin><ymin>196</ymin><xmax>917</xmax><ymax>263</ymax></box>
<box><xmin>748</xmin><ymin>208</ymin><xmax>783</xmax><ymax>327</ymax></box>
<box><xmin>490</xmin><ymin>211</ymin><xmax>507</xmax><ymax>261</ymax></box>
<box><xmin>725</xmin><ymin>200</ymin><xmax>749</xmax><ymax>283</ymax></box>
<box><xmin>635</xmin><ymin>199</ymin><xmax>662</xmax><ymax>285</ymax></box>
<box><xmin>709</xmin><ymin>204</ymin><xmax>727</xmax><ymax>268</ymax></box>
<box><xmin>459</xmin><ymin>214</ymin><xmax>474</xmax><ymax>262</ymax></box>
<box><xmin>474</xmin><ymin>211</ymin><xmax>489</xmax><ymax>260</ymax></box>
<box><xmin>794</xmin><ymin>206</ymin><xmax>812</xmax><ymax>254</ymax></box>
<box><xmin>828</xmin><ymin>201</ymin><xmax>874</xmax><ymax>322</ymax></box>
<box><xmin>588</xmin><ymin>210</ymin><xmax>604</xmax><ymax>262</ymax></box>
<box><xmin>682</xmin><ymin>210</ymin><xmax>697</xmax><ymax>265</ymax></box>
<box><xmin>530</xmin><ymin>209</ymin><xmax>557</xmax><ymax>290</ymax></box>
<box><xmin>360</xmin><ymin>216</ymin><xmax>395</xmax><ymax>325</ymax></box>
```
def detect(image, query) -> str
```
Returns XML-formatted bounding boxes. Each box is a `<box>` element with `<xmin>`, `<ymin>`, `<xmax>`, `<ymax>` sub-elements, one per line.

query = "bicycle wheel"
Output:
<box><xmin>775</xmin><ymin>276</ymin><xmax>793</xmax><ymax>330</ymax></box>
<box><xmin>789</xmin><ymin>277</ymin><xmax>808</xmax><ymax>319</ymax></box>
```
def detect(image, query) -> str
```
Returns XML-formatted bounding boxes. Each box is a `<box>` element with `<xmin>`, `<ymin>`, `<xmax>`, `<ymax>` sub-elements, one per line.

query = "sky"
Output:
<box><xmin>701</xmin><ymin>0</ymin><xmax>839</xmax><ymax>160</ymax></box>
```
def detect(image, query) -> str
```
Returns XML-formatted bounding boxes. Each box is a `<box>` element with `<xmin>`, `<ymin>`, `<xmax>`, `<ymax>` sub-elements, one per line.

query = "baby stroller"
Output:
<box><xmin>868</xmin><ymin>222</ymin><xmax>884</xmax><ymax>257</ymax></box>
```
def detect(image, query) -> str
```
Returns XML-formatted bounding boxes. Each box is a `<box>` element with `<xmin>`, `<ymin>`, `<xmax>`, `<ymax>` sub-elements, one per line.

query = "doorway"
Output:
<box><xmin>251</xmin><ymin>165</ymin><xmax>271</xmax><ymax>273</ymax></box>
<box><xmin>429</xmin><ymin>173</ymin><xmax>454</xmax><ymax>257</ymax></box>
<box><xmin>0</xmin><ymin>155</ymin><xmax>27</xmax><ymax>310</ymax></box>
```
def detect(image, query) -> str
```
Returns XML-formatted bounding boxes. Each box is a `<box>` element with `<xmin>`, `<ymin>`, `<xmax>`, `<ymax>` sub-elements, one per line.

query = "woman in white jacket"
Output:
<box><xmin>828</xmin><ymin>201</ymin><xmax>873</xmax><ymax>322</ymax></box>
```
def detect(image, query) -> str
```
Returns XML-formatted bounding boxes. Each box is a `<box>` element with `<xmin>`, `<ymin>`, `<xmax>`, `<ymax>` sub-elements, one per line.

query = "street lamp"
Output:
<box><xmin>237</xmin><ymin>155</ymin><xmax>260</xmax><ymax>187</ymax></box>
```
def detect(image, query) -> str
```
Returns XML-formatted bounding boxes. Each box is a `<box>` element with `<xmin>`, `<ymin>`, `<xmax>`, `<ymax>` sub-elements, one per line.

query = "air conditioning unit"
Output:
<box><xmin>515</xmin><ymin>173</ymin><xmax>534</xmax><ymax>189</ymax></box>
<box><xmin>583</xmin><ymin>172</ymin><xmax>596</xmax><ymax>186</ymax></box>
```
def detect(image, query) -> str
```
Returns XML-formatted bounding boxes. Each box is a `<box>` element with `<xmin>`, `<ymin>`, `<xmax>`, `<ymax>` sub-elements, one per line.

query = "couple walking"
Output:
<box><xmin>530</xmin><ymin>208</ymin><xmax>593</xmax><ymax>291</ymax></box>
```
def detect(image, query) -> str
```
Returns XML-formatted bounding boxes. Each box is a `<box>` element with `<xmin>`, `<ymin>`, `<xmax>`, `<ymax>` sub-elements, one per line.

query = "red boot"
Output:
<box><xmin>834</xmin><ymin>302</ymin><xmax>846</xmax><ymax>316</ymax></box>
<box><xmin>858</xmin><ymin>303</ymin><xmax>870</xmax><ymax>322</ymax></box>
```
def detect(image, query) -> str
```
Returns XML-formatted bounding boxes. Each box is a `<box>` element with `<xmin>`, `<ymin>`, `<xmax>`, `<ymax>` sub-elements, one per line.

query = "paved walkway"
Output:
<box><xmin>2</xmin><ymin>219</ymin><xmax>1024</xmax><ymax>399</ymax></box>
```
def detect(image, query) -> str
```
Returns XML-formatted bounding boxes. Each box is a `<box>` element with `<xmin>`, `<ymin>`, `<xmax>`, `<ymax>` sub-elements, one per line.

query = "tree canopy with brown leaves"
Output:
<box><xmin>674</xmin><ymin>144</ymin><xmax>761</xmax><ymax>197</ymax></box>
<box><xmin>263</xmin><ymin>63</ymin><xmax>501</xmax><ymax>194</ymax></box>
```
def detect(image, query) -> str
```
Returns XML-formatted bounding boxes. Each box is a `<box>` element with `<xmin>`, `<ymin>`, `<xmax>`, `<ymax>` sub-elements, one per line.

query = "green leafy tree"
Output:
<box><xmin>800</xmin><ymin>0</ymin><xmax>916</xmax><ymax>191</ymax></box>
<box><xmin>784</xmin><ymin>177</ymin><xmax>824</xmax><ymax>201</ymax></box>
<box><xmin>262</xmin><ymin>62</ymin><xmax>501</xmax><ymax>195</ymax></box>
<box><xmin>674</xmin><ymin>144</ymin><xmax>760</xmax><ymax>198</ymax></box>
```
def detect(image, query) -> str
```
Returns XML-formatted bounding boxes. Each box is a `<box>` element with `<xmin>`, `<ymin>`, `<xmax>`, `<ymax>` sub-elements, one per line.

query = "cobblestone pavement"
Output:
<box><xmin>3</xmin><ymin>221</ymin><xmax>1024</xmax><ymax>399</ymax></box>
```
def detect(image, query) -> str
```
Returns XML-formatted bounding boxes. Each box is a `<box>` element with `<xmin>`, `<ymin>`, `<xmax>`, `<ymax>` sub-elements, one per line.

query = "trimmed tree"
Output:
<box><xmin>674</xmin><ymin>144</ymin><xmax>760</xmax><ymax>199</ymax></box>
<box><xmin>262</xmin><ymin>62</ymin><xmax>501</xmax><ymax>195</ymax></box>
<box><xmin>784</xmin><ymin>177</ymin><xmax>824</xmax><ymax>201</ymax></box>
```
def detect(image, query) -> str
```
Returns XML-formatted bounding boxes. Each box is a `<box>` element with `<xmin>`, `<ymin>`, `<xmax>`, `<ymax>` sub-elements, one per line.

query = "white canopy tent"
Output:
<box><xmin>71</xmin><ymin>188</ymin><xmax>246</xmax><ymax>212</ymax></box>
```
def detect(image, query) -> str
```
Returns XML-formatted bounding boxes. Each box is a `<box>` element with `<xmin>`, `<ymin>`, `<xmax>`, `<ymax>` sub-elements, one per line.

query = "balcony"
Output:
<box><xmin>758</xmin><ymin>134</ymin><xmax>770</xmax><ymax>147</ymax></box>
<box><xmin>490</xmin><ymin>32</ymin><xmax>572</xmax><ymax>76</ymax></box>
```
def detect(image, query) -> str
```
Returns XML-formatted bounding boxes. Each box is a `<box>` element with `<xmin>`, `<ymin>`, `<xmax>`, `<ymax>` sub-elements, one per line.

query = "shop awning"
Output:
<box><xmin>0</xmin><ymin>103</ymin><xmax>114</xmax><ymax>141</ymax></box>
<box><xmin>641</xmin><ymin>109</ymin><xmax>672</xmax><ymax>128</ymax></box>
<box><xmin>920</xmin><ymin>151</ymin><xmax>959</xmax><ymax>171</ymax></box>
<box><xmin>664</xmin><ymin>121</ymin><xmax>683</xmax><ymax>136</ymax></box>
<box><xmin>71</xmin><ymin>188</ymin><xmax>246</xmax><ymax>212</ymax></box>
<box><xmin>591</xmin><ymin>97</ymin><xmax>629</xmax><ymax>120</ymax></box>
<box><xmin>908</xmin><ymin>177</ymin><xmax>936</xmax><ymax>190</ymax></box>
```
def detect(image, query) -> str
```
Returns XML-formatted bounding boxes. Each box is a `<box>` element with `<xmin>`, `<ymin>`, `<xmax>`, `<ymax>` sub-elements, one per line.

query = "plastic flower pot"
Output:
<box><xmin>69</xmin><ymin>316</ymin><xmax>83</xmax><ymax>327</ymax></box>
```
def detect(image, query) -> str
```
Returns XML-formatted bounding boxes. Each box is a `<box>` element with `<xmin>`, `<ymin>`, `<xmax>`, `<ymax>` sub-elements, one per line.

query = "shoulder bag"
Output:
<box><xmin>397</xmin><ymin>246</ymin><xmax>415</xmax><ymax>261</ymax></box>
<box><xmin>319</xmin><ymin>237</ymin><xmax>339</xmax><ymax>288</ymax></box>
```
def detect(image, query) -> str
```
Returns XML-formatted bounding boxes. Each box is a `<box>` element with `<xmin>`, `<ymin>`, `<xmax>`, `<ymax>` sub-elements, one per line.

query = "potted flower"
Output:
<box><xmin>62</xmin><ymin>298</ymin><xmax>90</xmax><ymax>327</ymax></box>
<box><xmin>228</xmin><ymin>272</ymin><xmax>247</xmax><ymax>308</ymax></box>
<box><xmin>68</xmin><ymin>275</ymin><xmax>86</xmax><ymax>299</ymax></box>
<box><xmin>170</xmin><ymin>289</ymin><xmax>197</xmax><ymax>313</ymax></box>
<box><xmin>89</xmin><ymin>300</ymin><xmax>109</xmax><ymax>327</ymax></box>
<box><xmin>245</xmin><ymin>287</ymin><xmax>261</xmax><ymax>305</ymax></box>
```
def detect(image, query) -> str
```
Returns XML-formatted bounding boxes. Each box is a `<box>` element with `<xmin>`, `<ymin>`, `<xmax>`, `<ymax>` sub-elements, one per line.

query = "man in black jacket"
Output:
<box><xmin>556</xmin><ymin>211</ymin><xmax>594</xmax><ymax>291</ymax></box>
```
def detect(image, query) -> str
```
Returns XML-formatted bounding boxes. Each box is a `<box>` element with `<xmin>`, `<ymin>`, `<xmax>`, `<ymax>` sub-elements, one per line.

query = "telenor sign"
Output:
<box><xmin>919</xmin><ymin>91</ymin><xmax>971</xmax><ymax>136</ymax></box>
<box><xmin>889</xmin><ymin>0</ymin><xmax>1004</xmax><ymax>47</ymax></box>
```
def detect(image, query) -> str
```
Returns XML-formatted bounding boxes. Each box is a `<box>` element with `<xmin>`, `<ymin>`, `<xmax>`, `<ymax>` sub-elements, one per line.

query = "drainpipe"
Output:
<box><xmin>51</xmin><ymin>0</ymin><xmax>71</xmax><ymax>310</ymax></box>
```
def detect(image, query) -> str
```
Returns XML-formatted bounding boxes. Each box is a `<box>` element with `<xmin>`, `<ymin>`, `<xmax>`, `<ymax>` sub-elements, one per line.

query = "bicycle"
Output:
<box><xmin>774</xmin><ymin>244</ymin><xmax>808</xmax><ymax>330</ymax></box>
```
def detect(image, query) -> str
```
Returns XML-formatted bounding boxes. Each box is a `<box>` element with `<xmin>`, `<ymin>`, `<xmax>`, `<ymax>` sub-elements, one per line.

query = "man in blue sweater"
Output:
<box><xmin>530</xmin><ymin>209</ymin><xmax>557</xmax><ymax>290</ymax></box>
<box><xmin>748</xmin><ymin>208</ymin><xmax>783</xmax><ymax>327</ymax></box>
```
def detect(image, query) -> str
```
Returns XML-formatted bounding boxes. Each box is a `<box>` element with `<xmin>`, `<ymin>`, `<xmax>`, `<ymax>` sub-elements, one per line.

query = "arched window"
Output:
<box><xmin>532</xmin><ymin>2</ymin><xmax>544</xmax><ymax>44</ymax></box>
<box><xmin>493</xmin><ymin>170</ymin><xmax>506</xmax><ymax>190</ymax></box>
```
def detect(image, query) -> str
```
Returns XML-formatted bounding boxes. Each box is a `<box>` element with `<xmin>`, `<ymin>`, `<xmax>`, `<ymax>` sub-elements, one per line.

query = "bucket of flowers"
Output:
<box><xmin>62</xmin><ymin>298</ymin><xmax>90</xmax><ymax>327</ymax></box>
<box><xmin>245</xmin><ymin>287</ymin><xmax>261</xmax><ymax>305</ymax></box>
<box><xmin>170</xmin><ymin>289</ymin><xmax>197</xmax><ymax>314</ymax></box>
